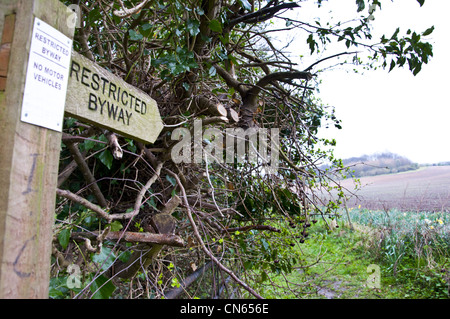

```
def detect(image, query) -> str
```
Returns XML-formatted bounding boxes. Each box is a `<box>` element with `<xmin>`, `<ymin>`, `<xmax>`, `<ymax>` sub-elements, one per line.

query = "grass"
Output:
<box><xmin>347</xmin><ymin>208</ymin><xmax>450</xmax><ymax>299</ymax></box>
<box><xmin>260</xmin><ymin>209</ymin><xmax>450</xmax><ymax>299</ymax></box>
<box><xmin>259</xmin><ymin>221</ymin><xmax>382</xmax><ymax>299</ymax></box>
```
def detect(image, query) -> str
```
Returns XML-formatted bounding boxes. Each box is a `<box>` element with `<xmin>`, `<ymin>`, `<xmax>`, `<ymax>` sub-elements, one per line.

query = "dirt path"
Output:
<box><xmin>316</xmin><ymin>280</ymin><xmax>344</xmax><ymax>299</ymax></box>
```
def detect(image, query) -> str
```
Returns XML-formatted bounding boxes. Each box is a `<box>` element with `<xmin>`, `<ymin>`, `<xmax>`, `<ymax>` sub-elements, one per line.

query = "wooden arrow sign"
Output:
<box><xmin>65</xmin><ymin>51</ymin><xmax>163</xmax><ymax>144</ymax></box>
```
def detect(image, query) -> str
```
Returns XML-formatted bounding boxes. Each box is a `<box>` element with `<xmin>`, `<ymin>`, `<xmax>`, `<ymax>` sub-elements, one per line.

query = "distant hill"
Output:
<box><xmin>340</xmin><ymin>152</ymin><xmax>419</xmax><ymax>178</ymax></box>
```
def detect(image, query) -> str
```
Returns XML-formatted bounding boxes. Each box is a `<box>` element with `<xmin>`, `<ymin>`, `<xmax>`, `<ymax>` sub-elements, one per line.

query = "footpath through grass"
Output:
<box><xmin>262</xmin><ymin>209</ymin><xmax>450</xmax><ymax>299</ymax></box>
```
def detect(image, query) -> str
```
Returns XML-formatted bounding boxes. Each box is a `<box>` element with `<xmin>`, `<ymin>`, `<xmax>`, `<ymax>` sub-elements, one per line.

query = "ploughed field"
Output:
<box><xmin>338</xmin><ymin>166</ymin><xmax>450</xmax><ymax>212</ymax></box>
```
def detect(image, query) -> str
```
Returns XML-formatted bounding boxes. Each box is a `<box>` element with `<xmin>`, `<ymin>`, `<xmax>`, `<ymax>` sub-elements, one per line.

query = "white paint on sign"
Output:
<box><xmin>21</xmin><ymin>17</ymin><xmax>72</xmax><ymax>131</ymax></box>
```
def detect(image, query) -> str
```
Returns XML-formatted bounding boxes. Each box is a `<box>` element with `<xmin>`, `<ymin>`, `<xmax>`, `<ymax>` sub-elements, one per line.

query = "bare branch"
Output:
<box><xmin>304</xmin><ymin>51</ymin><xmax>360</xmax><ymax>72</ymax></box>
<box><xmin>213</xmin><ymin>63</ymin><xmax>247</xmax><ymax>95</ymax></box>
<box><xmin>108</xmin><ymin>162</ymin><xmax>163</xmax><ymax>220</ymax></box>
<box><xmin>222</xmin><ymin>225</ymin><xmax>281</xmax><ymax>234</ymax></box>
<box><xmin>56</xmin><ymin>188</ymin><xmax>112</xmax><ymax>223</ymax></box>
<box><xmin>254</xmin><ymin>71</ymin><xmax>312</xmax><ymax>92</ymax></box>
<box><xmin>74</xmin><ymin>231</ymin><xmax>185</xmax><ymax>247</ymax></box>
<box><xmin>114</xmin><ymin>0</ymin><xmax>151</xmax><ymax>18</ymax></box>
<box><xmin>66</xmin><ymin>142</ymin><xmax>108</xmax><ymax>208</ymax></box>
<box><xmin>164</xmin><ymin>262</ymin><xmax>213</xmax><ymax>299</ymax></box>
<box><xmin>105</xmin><ymin>131</ymin><xmax>123</xmax><ymax>160</ymax></box>
<box><xmin>225</xmin><ymin>2</ymin><xmax>300</xmax><ymax>31</ymax></box>
<box><xmin>166</xmin><ymin>169</ymin><xmax>265</xmax><ymax>299</ymax></box>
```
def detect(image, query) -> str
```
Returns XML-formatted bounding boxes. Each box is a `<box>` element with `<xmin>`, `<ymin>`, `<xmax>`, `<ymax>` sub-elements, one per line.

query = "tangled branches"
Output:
<box><xmin>52</xmin><ymin>0</ymin><xmax>433</xmax><ymax>299</ymax></box>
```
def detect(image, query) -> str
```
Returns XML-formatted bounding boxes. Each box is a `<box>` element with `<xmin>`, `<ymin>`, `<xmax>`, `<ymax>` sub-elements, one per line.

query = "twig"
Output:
<box><xmin>52</xmin><ymin>246</ymin><xmax>71</xmax><ymax>268</ymax></box>
<box><xmin>222</xmin><ymin>225</ymin><xmax>281</xmax><ymax>234</ymax></box>
<box><xmin>66</xmin><ymin>142</ymin><xmax>108</xmax><ymax>208</ymax></box>
<box><xmin>105</xmin><ymin>131</ymin><xmax>123</xmax><ymax>160</ymax></box>
<box><xmin>164</xmin><ymin>261</ymin><xmax>213</xmax><ymax>299</ymax></box>
<box><xmin>136</xmin><ymin>142</ymin><xmax>158</xmax><ymax>168</ymax></box>
<box><xmin>166</xmin><ymin>169</ymin><xmax>264</xmax><ymax>299</ymax></box>
<box><xmin>108</xmin><ymin>162</ymin><xmax>163</xmax><ymax>220</ymax></box>
<box><xmin>114</xmin><ymin>0</ymin><xmax>151</xmax><ymax>18</ymax></box>
<box><xmin>56</xmin><ymin>188</ymin><xmax>112</xmax><ymax>223</ymax></box>
<box><xmin>304</xmin><ymin>51</ymin><xmax>359</xmax><ymax>72</ymax></box>
<box><xmin>204</xmin><ymin>153</ymin><xmax>224</xmax><ymax>217</ymax></box>
<box><xmin>73</xmin><ymin>231</ymin><xmax>185</xmax><ymax>247</ymax></box>
<box><xmin>57</xmin><ymin>158</ymin><xmax>79</xmax><ymax>187</ymax></box>
<box><xmin>342</xmin><ymin>196</ymin><xmax>354</xmax><ymax>230</ymax></box>
<box><xmin>225</xmin><ymin>3</ymin><xmax>300</xmax><ymax>31</ymax></box>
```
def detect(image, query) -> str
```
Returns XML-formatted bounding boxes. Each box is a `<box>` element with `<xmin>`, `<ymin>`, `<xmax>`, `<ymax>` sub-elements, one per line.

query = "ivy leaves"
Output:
<box><xmin>152</xmin><ymin>46</ymin><xmax>199</xmax><ymax>81</ymax></box>
<box><xmin>209</xmin><ymin>19</ymin><xmax>223</xmax><ymax>33</ymax></box>
<box><xmin>186</xmin><ymin>19</ymin><xmax>200</xmax><ymax>36</ymax></box>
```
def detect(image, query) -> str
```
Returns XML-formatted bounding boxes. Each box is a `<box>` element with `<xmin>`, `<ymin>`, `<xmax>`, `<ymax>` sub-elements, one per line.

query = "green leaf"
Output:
<box><xmin>125</xmin><ymin>139</ymin><xmax>137</xmax><ymax>153</ymax></box>
<box><xmin>182</xmin><ymin>82</ymin><xmax>190</xmax><ymax>91</ymax></box>
<box><xmin>391</xmin><ymin>27</ymin><xmax>400</xmax><ymax>40</ymax></box>
<box><xmin>87</xmin><ymin>8</ymin><xmax>102</xmax><ymax>25</ymax></box>
<box><xmin>417</xmin><ymin>0</ymin><xmax>425</xmax><ymax>6</ymax></box>
<box><xmin>209</xmin><ymin>19</ymin><xmax>223</xmax><ymax>33</ymax></box>
<box><xmin>92</xmin><ymin>246</ymin><xmax>116</xmax><ymax>271</ymax></box>
<box><xmin>186</xmin><ymin>19</ymin><xmax>200</xmax><ymax>36</ymax></box>
<box><xmin>166</xmin><ymin>174</ymin><xmax>176</xmax><ymax>186</ymax></box>
<box><xmin>261</xmin><ymin>238</ymin><xmax>269</xmax><ymax>251</ymax></box>
<box><xmin>261</xmin><ymin>270</ymin><xmax>268</xmax><ymax>282</ymax></box>
<box><xmin>422</xmin><ymin>26</ymin><xmax>434</xmax><ymax>36</ymax></box>
<box><xmin>49</xmin><ymin>277</ymin><xmax>70</xmax><ymax>299</ymax></box>
<box><xmin>98</xmin><ymin>149</ymin><xmax>113</xmax><ymax>169</ymax></box>
<box><xmin>412</xmin><ymin>63</ymin><xmax>422</xmax><ymax>76</ymax></box>
<box><xmin>128</xmin><ymin>29</ymin><xmax>143</xmax><ymax>41</ymax></box>
<box><xmin>139</xmin><ymin>23</ymin><xmax>153</xmax><ymax>37</ymax></box>
<box><xmin>64</xmin><ymin>118</ymin><xmax>77</xmax><ymax>129</ymax></box>
<box><xmin>389</xmin><ymin>60</ymin><xmax>396</xmax><ymax>72</ymax></box>
<box><xmin>356</xmin><ymin>0</ymin><xmax>365</xmax><ymax>12</ymax></box>
<box><xmin>108</xmin><ymin>220</ymin><xmax>123</xmax><ymax>232</ymax></box>
<box><xmin>118</xmin><ymin>250</ymin><xmax>132</xmax><ymax>263</ymax></box>
<box><xmin>345</xmin><ymin>39</ymin><xmax>352</xmax><ymax>48</ymax></box>
<box><xmin>146</xmin><ymin>197</ymin><xmax>157</xmax><ymax>209</ymax></box>
<box><xmin>90</xmin><ymin>275</ymin><xmax>116</xmax><ymax>299</ymax></box>
<box><xmin>141</xmin><ymin>23</ymin><xmax>152</xmax><ymax>31</ymax></box>
<box><xmin>307</xmin><ymin>34</ymin><xmax>316</xmax><ymax>54</ymax></box>
<box><xmin>82</xmin><ymin>138</ymin><xmax>96</xmax><ymax>151</ymax></box>
<box><xmin>58</xmin><ymin>229</ymin><xmax>71</xmax><ymax>249</ymax></box>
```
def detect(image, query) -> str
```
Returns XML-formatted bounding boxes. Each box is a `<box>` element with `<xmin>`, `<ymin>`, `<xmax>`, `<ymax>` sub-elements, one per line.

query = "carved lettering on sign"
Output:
<box><xmin>65</xmin><ymin>52</ymin><xmax>163</xmax><ymax>144</ymax></box>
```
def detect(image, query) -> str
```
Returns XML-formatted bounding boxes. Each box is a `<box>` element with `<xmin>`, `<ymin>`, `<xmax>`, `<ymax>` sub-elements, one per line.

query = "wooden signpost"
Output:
<box><xmin>0</xmin><ymin>0</ymin><xmax>163</xmax><ymax>298</ymax></box>
<box><xmin>65</xmin><ymin>52</ymin><xmax>163</xmax><ymax>144</ymax></box>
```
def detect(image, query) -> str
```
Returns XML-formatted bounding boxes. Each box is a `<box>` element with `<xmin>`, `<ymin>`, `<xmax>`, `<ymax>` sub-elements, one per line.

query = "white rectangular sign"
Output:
<box><xmin>21</xmin><ymin>17</ymin><xmax>72</xmax><ymax>131</ymax></box>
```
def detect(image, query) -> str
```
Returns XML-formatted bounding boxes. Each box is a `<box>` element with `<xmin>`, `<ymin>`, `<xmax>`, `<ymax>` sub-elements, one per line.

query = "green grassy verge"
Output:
<box><xmin>261</xmin><ymin>209</ymin><xmax>450</xmax><ymax>299</ymax></box>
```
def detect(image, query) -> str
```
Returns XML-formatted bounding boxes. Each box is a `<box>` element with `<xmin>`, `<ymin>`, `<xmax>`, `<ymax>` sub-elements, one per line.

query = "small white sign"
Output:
<box><xmin>21</xmin><ymin>17</ymin><xmax>72</xmax><ymax>131</ymax></box>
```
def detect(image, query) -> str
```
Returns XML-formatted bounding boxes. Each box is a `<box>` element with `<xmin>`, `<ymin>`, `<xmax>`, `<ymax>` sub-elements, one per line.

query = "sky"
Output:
<box><xmin>274</xmin><ymin>0</ymin><xmax>450</xmax><ymax>164</ymax></box>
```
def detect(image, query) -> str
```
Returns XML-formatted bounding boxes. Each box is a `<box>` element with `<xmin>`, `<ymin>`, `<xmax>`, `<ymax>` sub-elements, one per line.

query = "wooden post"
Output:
<box><xmin>0</xmin><ymin>0</ymin><xmax>74</xmax><ymax>298</ymax></box>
